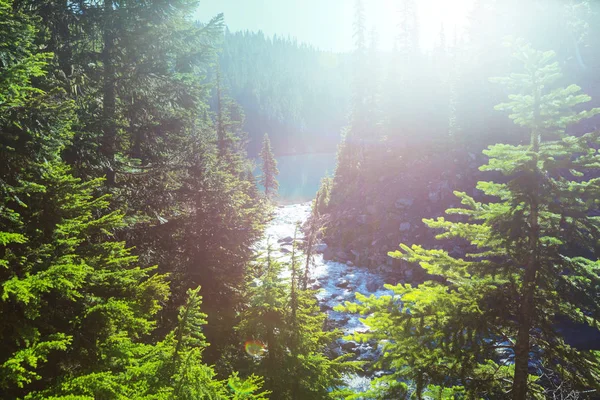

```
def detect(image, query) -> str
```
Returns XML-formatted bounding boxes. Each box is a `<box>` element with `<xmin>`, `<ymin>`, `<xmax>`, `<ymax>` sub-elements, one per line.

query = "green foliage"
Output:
<box><xmin>239</xmin><ymin>243</ymin><xmax>358</xmax><ymax>399</ymax></box>
<box><xmin>1</xmin><ymin>0</ymin><xmax>268</xmax><ymax>396</ymax></box>
<box><xmin>339</xmin><ymin>40</ymin><xmax>600</xmax><ymax>399</ymax></box>
<box><xmin>259</xmin><ymin>133</ymin><xmax>279</xmax><ymax>199</ymax></box>
<box><xmin>26</xmin><ymin>288</ymin><xmax>268</xmax><ymax>399</ymax></box>
<box><xmin>315</xmin><ymin>176</ymin><xmax>332</xmax><ymax>215</ymax></box>
<box><xmin>218</xmin><ymin>30</ymin><xmax>351</xmax><ymax>156</ymax></box>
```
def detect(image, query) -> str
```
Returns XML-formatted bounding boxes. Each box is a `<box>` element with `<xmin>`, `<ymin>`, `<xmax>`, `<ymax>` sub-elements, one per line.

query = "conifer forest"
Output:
<box><xmin>3</xmin><ymin>0</ymin><xmax>600</xmax><ymax>398</ymax></box>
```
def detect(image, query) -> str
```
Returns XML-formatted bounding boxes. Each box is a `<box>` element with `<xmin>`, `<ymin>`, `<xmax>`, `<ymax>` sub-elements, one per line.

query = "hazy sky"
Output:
<box><xmin>193</xmin><ymin>0</ymin><xmax>475</xmax><ymax>53</ymax></box>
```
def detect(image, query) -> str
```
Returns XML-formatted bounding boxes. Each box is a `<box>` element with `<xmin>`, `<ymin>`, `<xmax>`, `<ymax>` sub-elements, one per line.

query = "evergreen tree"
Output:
<box><xmin>17</xmin><ymin>0</ymin><xmax>268</xmax><ymax>368</ymax></box>
<box><xmin>239</xmin><ymin>243</ymin><xmax>357</xmax><ymax>399</ymax></box>
<box><xmin>29</xmin><ymin>287</ymin><xmax>268</xmax><ymax>399</ymax></box>
<box><xmin>329</xmin><ymin>0</ymin><xmax>368</xmax><ymax>212</ymax></box>
<box><xmin>338</xmin><ymin>40</ymin><xmax>600</xmax><ymax>399</ymax></box>
<box><xmin>259</xmin><ymin>133</ymin><xmax>279</xmax><ymax>199</ymax></box>
<box><xmin>0</xmin><ymin>2</ymin><xmax>170</xmax><ymax>395</ymax></box>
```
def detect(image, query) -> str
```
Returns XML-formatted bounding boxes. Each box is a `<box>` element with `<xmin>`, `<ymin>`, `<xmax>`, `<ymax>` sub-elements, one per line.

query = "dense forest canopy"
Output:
<box><xmin>2</xmin><ymin>0</ymin><xmax>600</xmax><ymax>399</ymax></box>
<box><xmin>216</xmin><ymin>30</ymin><xmax>352</xmax><ymax>156</ymax></box>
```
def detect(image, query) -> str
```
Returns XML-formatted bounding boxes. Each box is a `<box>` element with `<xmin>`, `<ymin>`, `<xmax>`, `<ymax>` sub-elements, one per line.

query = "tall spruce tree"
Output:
<box><xmin>338</xmin><ymin>40</ymin><xmax>600</xmax><ymax>399</ymax></box>
<box><xmin>329</xmin><ymin>0</ymin><xmax>367</xmax><ymax>210</ymax></box>
<box><xmin>259</xmin><ymin>133</ymin><xmax>279</xmax><ymax>199</ymax></box>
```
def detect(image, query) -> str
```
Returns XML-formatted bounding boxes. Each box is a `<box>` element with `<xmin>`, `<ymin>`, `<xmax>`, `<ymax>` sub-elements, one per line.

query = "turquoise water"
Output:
<box><xmin>256</xmin><ymin>153</ymin><xmax>336</xmax><ymax>204</ymax></box>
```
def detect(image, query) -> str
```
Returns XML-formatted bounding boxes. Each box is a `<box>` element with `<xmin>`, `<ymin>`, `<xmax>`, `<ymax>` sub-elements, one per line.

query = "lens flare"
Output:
<box><xmin>244</xmin><ymin>340</ymin><xmax>265</xmax><ymax>357</ymax></box>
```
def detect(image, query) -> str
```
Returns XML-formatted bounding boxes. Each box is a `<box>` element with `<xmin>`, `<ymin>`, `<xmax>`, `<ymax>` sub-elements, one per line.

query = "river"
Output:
<box><xmin>255</xmin><ymin>153</ymin><xmax>336</xmax><ymax>204</ymax></box>
<box><xmin>257</xmin><ymin>202</ymin><xmax>392</xmax><ymax>393</ymax></box>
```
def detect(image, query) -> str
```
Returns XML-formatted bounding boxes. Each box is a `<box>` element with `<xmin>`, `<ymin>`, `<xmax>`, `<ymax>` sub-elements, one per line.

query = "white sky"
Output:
<box><xmin>194</xmin><ymin>0</ymin><xmax>475</xmax><ymax>52</ymax></box>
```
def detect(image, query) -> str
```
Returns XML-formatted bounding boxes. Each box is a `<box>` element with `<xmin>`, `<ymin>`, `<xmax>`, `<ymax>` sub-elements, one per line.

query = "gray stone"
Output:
<box><xmin>428</xmin><ymin>191</ymin><xmax>440</xmax><ymax>202</ymax></box>
<box><xmin>395</xmin><ymin>197</ymin><xmax>414</xmax><ymax>209</ymax></box>
<box><xmin>341</xmin><ymin>341</ymin><xmax>357</xmax><ymax>352</ymax></box>
<box><xmin>336</xmin><ymin>279</ymin><xmax>350</xmax><ymax>289</ymax></box>
<box><xmin>278</xmin><ymin>236</ymin><xmax>293</xmax><ymax>243</ymax></box>
<box><xmin>313</xmin><ymin>243</ymin><xmax>328</xmax><ymax>253</ymax></box>
<box><xmin>280</xmin><ymin>247</ymin><xmax>291</xmax><ymax>254</ymax></box>
<box><xmin>356</xmin><ymin>214</ymin><xmax>367</xmax><ymax>224</ymax></box>
<box><xmin>399</xmin><ymin>222</ymin><xmax>411</xmax><ymax>231</ymax></box>
<box><xmin>366</xmin><ymin>277</ymin><xmax>382</xmax><ymax>292</ymax></box>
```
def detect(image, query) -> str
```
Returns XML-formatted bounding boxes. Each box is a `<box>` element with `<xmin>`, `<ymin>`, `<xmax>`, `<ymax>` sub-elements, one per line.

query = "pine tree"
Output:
<box><xmin>31</xmin><ymin>287</ymin><xmax>269</xmax><ymax>399</ymax></box>
<box><xmin>0</xmin><ymin>3</ymin><xmax>171</xmax><ymax>395</ymax></box>
<box><xmin>239</xmin><ymin>243</ymin><xmax>357</xmax><ymax>399</ymax></box>
<box><xmin>329</xmin><ymin>0</ymin><xmax>368</xmax><ymax>210</ymax></box>
<box><xmin>259</xmin><ymin>133</ymin><xmax>279</xmax><ymax>199</ymax></box>
<box><xmin>339</xmin><ymin>40</ymin><xmax>600</xmax><ymax>399</ymax></box>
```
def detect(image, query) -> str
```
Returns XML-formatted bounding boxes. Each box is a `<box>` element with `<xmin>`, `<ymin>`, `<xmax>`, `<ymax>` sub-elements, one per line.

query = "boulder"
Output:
<box><xmin>278</xmin><ymin>236</ymin><xmax>293</xmax><ymax>244</ymax></box>
<box><xmin>313</xmin><ymin>243</ymin><xmax>328</xmax><ymax>253</ymax></box>
<box><xmin>336</xmin><ymin>250</ymin><xmax>349</xmax><ymax>262</ymax></box>
<box><xmin>280</xmin><ymin>247</ymin><xmax>292</xmax><ymax>254</ymax></box>
<box><xmin>323</xmin><ymin>247</ymin><xmax>334</xmax><ymax>260</ymax></box>
<box><xmin>341</xmin><ymin>341</ymin><xmax>357</xmax><ymax>352</ymax></box>
<box><xmin>366</xmin><ymin>277</ymin><xmax>382</xmax><ymax>293</ymax></box>
<box><xmin>394</xmin><ymin>197</ymin><xmax>414</xmax><ymax>209</ymax></box>
<box><xmin>336</xmin><ymin>279</ymin><xmax>350</xmax><ymax>289</ymax></box>
<box><xmin>428</xmin><ymin>191</ymin><xmax>440</xmax><ymax>202</ymax></box>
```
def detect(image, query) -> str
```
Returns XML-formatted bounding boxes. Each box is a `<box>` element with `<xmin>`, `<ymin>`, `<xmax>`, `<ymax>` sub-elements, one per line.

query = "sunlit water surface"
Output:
<box><xmin>255</xmin><ymin>153</ymin><xmax>336</xmax><ymax>204</ymax></box>
<box><xmin>255</xmin><ymin>202</ymin><xmax>392</xmax><ymax>393</ymax></box>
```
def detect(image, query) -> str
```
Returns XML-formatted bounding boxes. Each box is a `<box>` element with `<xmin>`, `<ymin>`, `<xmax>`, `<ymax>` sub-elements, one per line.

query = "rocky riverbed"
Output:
<box><xmin>257</xmin><ymin>202</ymin><xmax>395</xmax><ymax>393</ymax></box>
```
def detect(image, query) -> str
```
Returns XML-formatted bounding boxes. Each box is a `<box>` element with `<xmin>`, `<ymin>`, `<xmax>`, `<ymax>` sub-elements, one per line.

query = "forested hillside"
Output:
<box><xmin>217</xmin><ymin>30</ymin><xmax>351</xmax><ymax>155</ymax></box>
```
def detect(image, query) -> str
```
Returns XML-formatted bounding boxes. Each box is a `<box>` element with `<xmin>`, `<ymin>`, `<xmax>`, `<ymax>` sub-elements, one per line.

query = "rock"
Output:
<box><xmin>280</xmin><ymin>247</ymin><xmax>291</xmax><ymax>254</ymax></box>
<box><xmin>309</xmin><ymin>278</ymin><xmax>322</xmax><ymax>290</ymax></box>
<box><xmin>341</xmin><ymin>341</ymin><xmax>357</xmax><ymax>352</ymax></box>
<box><xmin>313</xmin><ymin>243</ymin><xmax>328</xmax><ymax>253</ymax></box>
<box><xmin>399</xmin><ymin>222</ymin><xmax>411</xmax><ymax>231</ymax></box>
<box><xmin>336</xmin><ymin>279</ymin><xmax>350</xmax><ymax>289</ymax></box>
<box><xmin>336</xmin><ymin>251</ymin><xmax>349</xmax><ymax>262</ymax></box>
<box><xmin>428</xmin><ymin>191</ymin><xmax>440</xmax><ymax>202</ymax></box>
<box><xmin>346</xmin><ymin>261</ymin><xmax>354</xmax><ymax>266</ymax></box>
<box><xmin>320</xmin><ymin>304</ymin><xmax>333</xmax><ymax>312</ymax></box>
<box><xmin>323</xmin><ymin>247</ymin><xmax>334</xmax><ymax>260</ymax></box>
<box><xmin>350</xmin><ymin>249</ymin><xmax>361</xmax><ymax>264</ymax></box>
<box><xmin>394</xmin><ymin>197</ymin><xmax>414</xmax><ymax>209</ymax></box>
<box><xmin>366</xmin><ymin>277</ymin><xmax>382</xmax><ymax>292</ymax></box>
<box><xmin>278</xmin><ymin>236</ymin><xmax>293</xmax><ymax>244</ymax></box>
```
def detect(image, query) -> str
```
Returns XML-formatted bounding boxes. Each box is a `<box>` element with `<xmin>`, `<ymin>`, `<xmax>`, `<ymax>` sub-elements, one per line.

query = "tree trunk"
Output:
<box><xmin>102</xmin><ymin>0</ymin><xmax>117</xmax><ymax>185</ymax></box>
<box><xmin>512</xmin><ymin>83</ymin><xmax>542</xmax><ymax>400</ymax></box>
